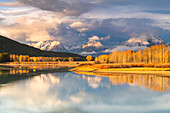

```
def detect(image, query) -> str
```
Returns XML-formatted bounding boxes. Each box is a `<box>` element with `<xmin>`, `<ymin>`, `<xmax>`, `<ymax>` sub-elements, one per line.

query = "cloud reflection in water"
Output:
<box><xmin>0</xmin><ymin>72</ymin><xmax>170</xmax><ymax>113</ymax></box>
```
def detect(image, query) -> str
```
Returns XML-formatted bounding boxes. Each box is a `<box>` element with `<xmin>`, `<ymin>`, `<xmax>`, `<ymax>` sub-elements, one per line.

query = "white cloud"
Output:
<box><xmin>0</xmin><ymin>7</ymin><xmax>63</xmax><ymax>42</ymax></box>
<box><xmin>70</xmin><ymin>21</ymin><xmax>86</xmax><ymax>28</ymax></box>
<box><xmin>0</xmin><ymin>1</ymin><xmax>23</xmax><ymax>7</ymax></box>
<box><xmin>89</xmin><ymin>36</ymin><xmax>100</xmax><ymax>41</ymax></box>
<box><xmin>70</xmin><ymin>21</ymin><xmax>89</xmax><ymax>32</ymax></box>
<box><xmin>88</xmin><ymin>35</ymin><xmax>110</xmax><ymax>42</ymax></box>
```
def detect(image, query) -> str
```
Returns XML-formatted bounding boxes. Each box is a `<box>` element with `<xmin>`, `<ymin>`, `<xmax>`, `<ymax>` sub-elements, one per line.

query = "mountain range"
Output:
<box><xmin>0</xmin><ymin>35</ymin><xmax>85</xmax><ymax>58</ymax></box>
<box><xmin>29</xmin><ymin>40</ymin><xmax>106</xmax><ymax>55</ymax></box>
<box><xmin>28</xmin><ymin>34</ymin><xmax>165</xmax><ymax>55</ymax></box>
<box><xmin>28</xmin><ymin>41</ymin><xmax>67</xmax><ymax>52</ymax></box>
<box><xmin>0</xmin><ymin>34</ymin><xmax>166</xmax><ymax>57</ymax></box>
<box><xmin>110</xmin><ymin>34</ymin><xmax>164</xmax><ymax>52</ymax></box>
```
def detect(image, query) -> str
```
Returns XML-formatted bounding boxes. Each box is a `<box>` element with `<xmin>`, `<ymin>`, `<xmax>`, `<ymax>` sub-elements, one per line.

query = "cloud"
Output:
<box><xmin>0</xmin><ymin>17</ymin><xmax>4</xmax><ymax>21</ymax></box>
<box><xmin>16</xmin><ymin>0</ymin><xmax>93</xmax><ymax>17</ymax></box>
<box><xmin>1</xmin><ymin>6</ymin><xmax>168</xmax><ymax>47</ymax></box>
<box><xmin>1</xmin><ymin>10</ymin><xmax>165</xmax><ymax>47</ymax></box>
<box><xmin>88</xmin><ymin>36</ymin><xmax>100</xmax><ymax>41</ymax></box>
<box><xmin>70</xmin><ymin>21</ymin><xmax>86</xmax><ymax>28</ymax></box>
<box><xmin>0</xmin><ymin>1</ymin><xmax>23</xmax><ymax>7</ymax></box>
<box><xmin>0</xmin><ymin>7</ymin><xmax>88</xmax><ymax>44</ymax></box>
<box><xmin>0</xmin><ymin>14</ymin><xmax>61</xmax><ymax>42</ymax></box>
<box><xmin>1</xmin><ymin>0</ymin><xmax>170</xmax><ymax>47</ymax></box>
<box><xmin>70</xmin><ymin>21</ymin><xmax>89</xmax><ymax>32</ymax></box>
<box><xmin>88</xmin><ymin>35</ymin><xmax>110</xmax><ymax>42</ymax></box>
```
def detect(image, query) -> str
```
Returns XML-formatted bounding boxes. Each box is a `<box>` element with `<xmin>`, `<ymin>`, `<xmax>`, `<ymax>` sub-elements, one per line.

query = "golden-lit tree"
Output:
<box><xmin>86</xmin><ymin>55</ymin><xmax>93</xmax><ymax>61</ymax></box>
<box><xmin>98</xmin><ymin>55</ymin><xmax>109</xmax><ymax>63</ymax></box>
<box><xmin>68</xmin><ymin>57</ymin><xmax>73</xmax><ymax>62</ymax></box>
<box><xmin>142</xmin><ymin>48</ymin><xmax>148</xmax><ymax>63</ymax></box>
<box><xmin>164</xmin><ymin>50</ymin><xmax>169</xmax><ymax>63</ymax></box>
<box><xmin>33</xmin><ymin>57</ymin><xmax>37</xmax><ymax>62</ymax></box>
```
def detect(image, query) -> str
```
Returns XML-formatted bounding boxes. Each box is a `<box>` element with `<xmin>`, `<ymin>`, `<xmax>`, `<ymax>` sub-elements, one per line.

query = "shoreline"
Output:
<box><xmin>71</xmin><ymin>65</ymin><xmax>170</xmax><ymax>76</ymax></box>
<box><xmin>0</xmin><ymin>64</ymin><xmax>72</xmax><ymax>84</ymax></box>
<box><xmin>1</xmin><ymin>62</ymin><xmax>170</xmax><ymax>78</ymax></box>
<box><xmin>74</xmin><ymin>70</ymin><xmax>170</xmax><ymax>76</ymax></box>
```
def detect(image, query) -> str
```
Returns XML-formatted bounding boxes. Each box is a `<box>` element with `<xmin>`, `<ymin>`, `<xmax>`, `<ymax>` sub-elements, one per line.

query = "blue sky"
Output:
<box><xmin>0</xmin><ymin>0</ymin><xmax>170</xmax><ymax>47</ymax></box>
<box><xmin>0</xmin><ymin>0</ymin><xmax>13</xmax><ymax>2</ymax></box>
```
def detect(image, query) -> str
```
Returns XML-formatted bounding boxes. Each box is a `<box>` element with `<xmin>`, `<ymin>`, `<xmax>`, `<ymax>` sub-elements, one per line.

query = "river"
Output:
<box><xmin>0</xmin><ymin>70</ymin><xmax>170</xmax><ymax>113</ymax></box>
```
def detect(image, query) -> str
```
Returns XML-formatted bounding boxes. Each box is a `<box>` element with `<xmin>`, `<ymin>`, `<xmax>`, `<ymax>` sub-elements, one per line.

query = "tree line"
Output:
<box><xmin>96</xmin><ymin>44</ymin><xmax>170</xmax><ymax>63</ymax></box>
<box><xmin>10</xmin><ymin>54</ymin><xmax>85</xmax><ymax>62</ymax></box>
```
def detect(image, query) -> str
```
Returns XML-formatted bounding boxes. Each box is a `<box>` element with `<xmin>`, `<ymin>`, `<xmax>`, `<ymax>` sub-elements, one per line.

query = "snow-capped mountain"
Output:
<box><xmin>28</xmin><ymin>34</ymin><xmax>165</xmax><ymax>56</ymax></box>
<box><xmin>29</xmin><ymin>40</ymin><xmax>67</xmax><ymax>52</ymax></box>
<box><xmin>82</xmin><ymin>41</ymin><xmax>105</xmax><ymax>52</ymax></box>
<box><xmin>29</xmin><ymin>40</ymin><xmax>106</xmax><ymax>55</ymax></box>
<box><xmin>109</xmin><ymin>34</ymin><xmax>164</xmax><ymax>52</ymax></box>
<box><xmin>68</xmin><ymin>41</ymin><xmax>105</xmax><ymax>55</ymax></box>
<box><xmin>122</xmin><ymin>35</ymin><xmax>163</xmax><ymax>47</ymax></box>
<box><xmin>82</xmin><ymin>41</ymin><xmax>104</xmax><ymax>49</ymax></box>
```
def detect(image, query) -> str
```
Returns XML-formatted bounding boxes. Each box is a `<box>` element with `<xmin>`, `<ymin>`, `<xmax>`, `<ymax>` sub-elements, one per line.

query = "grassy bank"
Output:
<box><xmin>71</xmin><ymin>63</ymin><xmax>170</xmax><ymax>76</ymax></box>
<box><xmin>0</xmin><ymin>61</ymin><xmax>94</xmax><ymax>68</ymax></box>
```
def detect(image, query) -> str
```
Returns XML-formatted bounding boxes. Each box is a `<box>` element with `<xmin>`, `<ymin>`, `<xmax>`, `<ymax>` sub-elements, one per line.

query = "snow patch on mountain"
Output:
<box><xmin>29</xmin><ymin>40</ymin><xmax>67</xmax><ymax>52</ymax></box>
<box><xmin>78</xmin><ymin>36</ymin><xmax>107</xmax><ymax>54</ymax></box>
<box><xmin>82</xmin><ymin>41</ymin><xmax>104</xmax><ymax>49</ymax></box>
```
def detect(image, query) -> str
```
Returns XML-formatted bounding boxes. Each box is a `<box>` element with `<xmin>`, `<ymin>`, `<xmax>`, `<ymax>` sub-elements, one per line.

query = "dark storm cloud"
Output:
<box><xmin>16</xmin><ymin>0</ymin><xmax>93</xmax><ymax>17</ymax></box>
<box><xmin>45</xmin><ymin>18</ymin><xmax>161</xmax><ymax>47</ymax></box>
<box><xmin>47</xmin><ymin>23</ymin><xmax>86</xmax><ymax>44</ymax></box>
<box><xmin>79</xmin><ymin>18</ymin><xmax>160</xmax><ymax>47</ymax></box>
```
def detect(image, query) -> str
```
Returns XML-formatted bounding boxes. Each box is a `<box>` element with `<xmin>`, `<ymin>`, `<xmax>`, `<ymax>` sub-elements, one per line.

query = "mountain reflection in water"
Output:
<box><xmin>0</xmin><ymin>72</ymin><xmax>170</xmax><ymax>113</ymax></box>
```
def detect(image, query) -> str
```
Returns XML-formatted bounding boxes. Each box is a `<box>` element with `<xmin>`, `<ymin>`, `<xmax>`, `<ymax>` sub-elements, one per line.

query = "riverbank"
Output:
<box><xmin>71</xmin><ymin>63</ymin><xmax>170</xmax><ymax>76</ymax></box>
<box><xmin>0</xmin><ymin>64</ymin><xmax>72</xmax><ymax>84</ymax></box>
<box><xmin>0</xmin><ymin>61</ymin><xmax>94</xmax><ymax>69</ymax></box>
<box><xmin>1</xmin><ymin>62</ymin><xmax>170</xmax><ymax>84</ymax></box>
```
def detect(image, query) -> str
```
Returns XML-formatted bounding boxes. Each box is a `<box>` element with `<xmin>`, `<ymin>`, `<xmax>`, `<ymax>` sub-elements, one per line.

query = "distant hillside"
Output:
<box><xmin>0</xmin><ymin>35</ymin><xmax>85</xmax><ymax>58</ymax></box>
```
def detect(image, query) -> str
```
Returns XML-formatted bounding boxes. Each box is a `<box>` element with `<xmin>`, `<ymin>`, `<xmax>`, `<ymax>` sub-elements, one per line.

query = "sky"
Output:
<box><xmin>0</xmin><ymin>0</ymin><xmax>170</xmax><ymax>47</ymax></box>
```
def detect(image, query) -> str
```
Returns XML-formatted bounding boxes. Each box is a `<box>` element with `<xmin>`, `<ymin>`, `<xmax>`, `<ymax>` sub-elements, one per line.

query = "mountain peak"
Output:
<box><xmin>29</xmin><ymin>40</ymin><xmax>67</xmax><ymax>52</ymax></box>
<box><xmin>110</xmin><ymin>34</ymin><xmax>164</xmax><ymax>52</ymax></box>
<box><xmin>82</xmin><ymin>41</ymin><xmax>104</xmax><ymax>49</ymax></box>
<box><xmin>122</xmin><ymin>34</ymin><xmax>163</xmax><ymax>47</ymax></box>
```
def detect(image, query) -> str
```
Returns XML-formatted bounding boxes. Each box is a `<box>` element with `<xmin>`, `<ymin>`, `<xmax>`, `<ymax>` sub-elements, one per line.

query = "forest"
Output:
<box><xmin>97</xmin><ymin>44</ymin><xmax>170</xmax><ymax>64</ymax></box>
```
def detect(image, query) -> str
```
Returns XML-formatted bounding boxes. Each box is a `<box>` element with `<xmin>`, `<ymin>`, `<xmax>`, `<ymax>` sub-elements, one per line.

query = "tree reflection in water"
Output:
<box><xmin>0</xmin><ymin>72</ymin><xmax>170</xmax><ymax>113</ymax></box>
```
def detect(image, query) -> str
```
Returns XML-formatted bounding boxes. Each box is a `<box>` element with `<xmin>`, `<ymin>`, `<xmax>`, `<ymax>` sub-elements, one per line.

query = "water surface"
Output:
<box><xmin>0</xmin><ymin>71</ymin><xmax>170</xmax><ymax>113</ymax></box>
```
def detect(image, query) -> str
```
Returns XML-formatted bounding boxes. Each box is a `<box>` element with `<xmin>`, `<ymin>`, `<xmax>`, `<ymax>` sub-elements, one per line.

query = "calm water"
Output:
<box><xmin>0</xmin><ymin>71</ymin><xmax>170</xmax><ymax>113</ymax></box>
